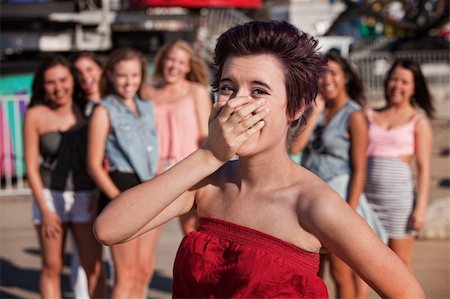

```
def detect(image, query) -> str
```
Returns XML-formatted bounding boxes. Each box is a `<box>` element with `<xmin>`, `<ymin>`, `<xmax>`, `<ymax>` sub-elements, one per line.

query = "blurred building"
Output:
<box><xmin>0</xmin><ymin>0</ymin><xmax>261</xmax><ymax>63</ymax></box>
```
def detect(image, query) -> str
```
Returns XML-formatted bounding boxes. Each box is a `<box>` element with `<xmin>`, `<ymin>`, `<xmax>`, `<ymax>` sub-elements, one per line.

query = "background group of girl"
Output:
<box><xmin>291</xmin><ymin>50</ymin><xmax>433</xmax><ymax>299</ymax></box>
<box><xmin>24</xmin><ymin>40</ymin><xmax>211</xmax><ymax>298</ymax></box>
<box><xmin>25</xmin><ymin>39</ymin><xmax>433</xmax><ymax>298</ymax></box>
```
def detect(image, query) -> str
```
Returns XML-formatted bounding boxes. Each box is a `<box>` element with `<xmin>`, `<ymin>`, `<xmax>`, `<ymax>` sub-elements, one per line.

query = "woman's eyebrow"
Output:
<box><xmin>219</xmin><ymin>78</ymin><xmax>272</xmax><ymax>91</ymax></box>
<box><xmin>251</xmin><ymin>80</ymin><xmax>272</xmax><ymax>92</ymax></box>
<box><xmin>219</xmin><ymin>78</ymin><xmax>232</xmax><ymax>84</ymax></box>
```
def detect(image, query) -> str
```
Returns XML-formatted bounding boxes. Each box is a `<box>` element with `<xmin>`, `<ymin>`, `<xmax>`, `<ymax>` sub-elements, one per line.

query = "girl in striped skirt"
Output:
<box><xmin>365</xmin><ymin>58</ymin><xmax>434</xmax><ymax>271</ymax></box>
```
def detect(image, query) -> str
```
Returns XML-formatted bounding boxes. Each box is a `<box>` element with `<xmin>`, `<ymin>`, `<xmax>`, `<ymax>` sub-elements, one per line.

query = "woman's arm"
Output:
<box><xmin>87</xmin><ymin>106</ymin><xmax>120</xmax><ymax>199</ymax></box>
<box><xmin>347</xmin><ymin>111</ymin><xmax>368</xmax><ymax>209</ymax></box>
<box><xmin>290</xmin><ymin>96</ymin><xmax>324</xmax><ymax>154</ymax></box>
<box><xmin>193</xmin><ymin>84</ymin><xmax>212</xmax><ymax>143</ymax></box>
<box><xmin>301</xmin><ymin>186</ymin><xmax>425</xmax><ymax>298</ymax></box>
<box><xmin>94</xmin><ymin>96</ymin><xmax>269</xmax><ymax>245</ymax></box>
<box><xmin>411</xmin><ymin>117</ymin><xmax>433</xmax><ymax>230</ymax></box>
<box><xmin>24</xmin><ymin>108</ymin><xmax>62</xmax><ymax>238</ymax></box>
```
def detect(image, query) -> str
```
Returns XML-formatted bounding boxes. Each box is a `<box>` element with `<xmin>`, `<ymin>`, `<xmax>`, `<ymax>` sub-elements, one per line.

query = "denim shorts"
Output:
<box><xmin>32</xmin><ymin>189</ymin><xmax>94</xmax><ymax>225</ymax></box>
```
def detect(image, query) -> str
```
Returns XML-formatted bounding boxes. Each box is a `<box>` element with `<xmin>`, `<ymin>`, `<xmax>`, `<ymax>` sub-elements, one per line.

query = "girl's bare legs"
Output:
<box><xmin>72</xmin><ymin>222</ymin><xmax>104</xmax><ymax>298</ymax></box>
<box><xmin>110</xmin><ymin>227</ymin><xmax>161</xmax><ymax>299</ymax></box>
<box><xmin>355</xmin><ymin>274</ymin><xmax>369</xmax><ymax>299</ymax></box>
<box><xmin>36</xmin><ymin>223</ymin><xmax>69</xmax><ymax>299</ymax></box>
<box><xmin>134</xmin><ymin>226</ymin><xmax>162</xmax><ymax>299</ymax></box>
<box><xmin>330</xmin><ymin>253</ymin><xmax>370</xmax><ymax>299</ymax></box>
<box><xmin>111</xmin><ymin>237</ymin><xmax>139</xmax><ymax>298</ymax></box>
<box><xmin>178</xmin><ymin>209</ymin><xmax>199</xmax><ymax>235</ymax></box>
<box><xmin>329</xmin><ymin>253</ymin><xmax>356</xmax><ymax>299</ymax></box>
<box><xmin>389</xmin><ymin>237</ymin><xmax>415</xmax><ymax>272</ymax></box>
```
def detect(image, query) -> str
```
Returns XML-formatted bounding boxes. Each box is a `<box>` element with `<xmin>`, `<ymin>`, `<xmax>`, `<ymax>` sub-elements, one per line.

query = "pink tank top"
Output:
<box><xmin>155</xmin><ymin>95</ymin><xmax>201</xmax><ymax>165</ymax></box>
<box><xmin>366</xmin><ymin>109</ymin><xmax>424</xmax><ymax>158</ymax></box>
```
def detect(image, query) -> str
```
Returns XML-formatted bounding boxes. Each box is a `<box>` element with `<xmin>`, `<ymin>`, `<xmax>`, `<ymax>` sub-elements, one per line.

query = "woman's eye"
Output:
<box><xmin>253</xmin><ymin>88</ymin><xmax>268</xmax><ymax>95</ymax></box>
<box><xmin>219</xmin><ymin>85</ymin><xmax>233</xmax><ymax>94</ymax></box>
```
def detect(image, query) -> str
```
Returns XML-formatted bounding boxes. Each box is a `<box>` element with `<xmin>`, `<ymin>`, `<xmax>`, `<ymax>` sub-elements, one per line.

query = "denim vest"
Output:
<box><xmin>101</xmin><ymin>95</ymin><xmax>159</xmax><ymax>181</ymax></box>
<box><xmin>302</xmin><ymin>100</ymin><xmax>361</xmax><ymax>182</ymax></box>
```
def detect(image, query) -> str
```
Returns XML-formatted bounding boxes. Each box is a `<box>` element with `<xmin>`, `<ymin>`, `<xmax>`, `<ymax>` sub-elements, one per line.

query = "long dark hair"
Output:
<box><xmin>325</xmin><ymin>50</ymin><xmax>365</xmax><ymax>106</ymax></box>
<box><xmin>69</xmin><ymin>51</ymin><xmax>104</xmax><ymax>86</ymax></box>
<box><xmin>29</xmin><ymin>55</ymin><xmax>87</xmax><ymax>113</ymax></box>
<box><xmin>69</xmin><ymin>51</ymin><xmax>104</xmax><ymax>68</ymax></box>
<box><xmin>384</xmin><ymin>59</ymin><xmax>434</xmax><ymax>118</ymax></box>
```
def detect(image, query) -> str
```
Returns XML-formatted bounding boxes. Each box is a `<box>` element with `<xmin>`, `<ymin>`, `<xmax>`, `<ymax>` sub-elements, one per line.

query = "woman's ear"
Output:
<box><xmin>288</xmin><ymin>105</ymin><xmax>306</xmax><ymax>122</ymax></box>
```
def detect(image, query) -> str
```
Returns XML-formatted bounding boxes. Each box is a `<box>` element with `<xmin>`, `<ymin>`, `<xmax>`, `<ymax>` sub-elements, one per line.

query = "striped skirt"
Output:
<box><xmin>365</xmin><ymin>157</ymin><xmax>416</xmax><ymax>239</ymax></box>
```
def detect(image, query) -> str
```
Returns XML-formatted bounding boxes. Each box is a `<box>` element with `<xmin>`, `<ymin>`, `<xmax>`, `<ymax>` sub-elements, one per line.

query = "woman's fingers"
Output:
<box><xmin>205</xmin><ymin>96</ymin><xmax>270</xmax><ymax>162</ymax></box>
<box><xmin>209</xmin><ymin>100</ymin><xmax>224</xmax><ymax>121</ymax></box>
<box><xmin>238</xmin><ymin>106</ymin><xmax>270</xmax><ymax>131</ymax></box>
<box><xmin>217</xmin><ymin>97</ymin><xmax>262</xmax><ymax>122</ymax></box>
<box><xmin>240</xmin><ymin>119</ymin><xmax>266</xmax><ymax>139</ymax></box>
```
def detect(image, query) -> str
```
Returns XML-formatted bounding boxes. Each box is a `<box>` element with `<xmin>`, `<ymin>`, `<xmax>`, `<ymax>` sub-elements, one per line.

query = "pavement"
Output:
<box><xmin>0</xmin><ymin>119</ymin><xmax>449</xmax><ymax>299</ymax></box>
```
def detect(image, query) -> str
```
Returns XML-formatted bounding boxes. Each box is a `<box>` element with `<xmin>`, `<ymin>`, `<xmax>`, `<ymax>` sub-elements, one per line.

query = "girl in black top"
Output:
<box><xmin>24</xmin><ymin>55</ymin><xmax>103</xmax><ymax>298</ymax></box>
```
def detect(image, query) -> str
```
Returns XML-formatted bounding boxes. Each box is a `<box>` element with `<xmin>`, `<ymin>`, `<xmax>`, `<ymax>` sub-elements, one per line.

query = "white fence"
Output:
<box><xmin>1</xmin><ymin>50</ymin><xmax>449</xmax><ymax>195</ymax></box>
<box><xmin>0</xmin><ymin>94</ymin><xmax>29</xmax><ymax>195</ymax></box>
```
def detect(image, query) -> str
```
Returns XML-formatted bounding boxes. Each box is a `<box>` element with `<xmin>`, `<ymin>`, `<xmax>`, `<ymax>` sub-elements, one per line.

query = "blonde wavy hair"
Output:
<box><xmin>153</xmin><ymin>40</ymin><xmax>210</xmax><ymax>87</ymax></box>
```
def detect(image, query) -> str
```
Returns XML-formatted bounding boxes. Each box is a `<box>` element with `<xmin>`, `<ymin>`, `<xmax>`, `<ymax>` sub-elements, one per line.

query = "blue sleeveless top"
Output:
<box><xmin>101</xmin><ymin>95</ymin><xmax>159</xmax><ymax>181</ymax></box>
<box><xmin>301</xmin><ymin>100</ymin><xmax>361</xmax><ymax>182</ymax></box>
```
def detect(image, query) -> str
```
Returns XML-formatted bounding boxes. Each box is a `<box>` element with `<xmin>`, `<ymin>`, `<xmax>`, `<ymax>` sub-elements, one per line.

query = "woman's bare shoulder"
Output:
<box><xmin>140</xmin><ymin>82</ymin><xmax>160</xmax><ymax>100</ymax></box>
<box><xmin>295</xmin><ymin>168</ymin><xmax>344</xmax><ymax>224</ymax></box>
<box><xmin>190</xmin><ymin>81</ymin><xmax>209</xmax><ymax>95</ymax></box>
<box><xmin>25</xmin><ymin>105</ymin><xmax>52</xmax><ymax>123</ymax></box>
<box><xmin>27</xmin><ymin>104</ymin><xmax>50</xmax><ymax>113</ymax></box>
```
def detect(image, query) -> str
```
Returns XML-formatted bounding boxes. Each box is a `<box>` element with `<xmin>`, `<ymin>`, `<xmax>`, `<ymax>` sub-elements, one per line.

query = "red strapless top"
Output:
<box><xmin>173</xmin><ymin>217</ymin><xmax>328</xmax><ymax>298</ymax></box>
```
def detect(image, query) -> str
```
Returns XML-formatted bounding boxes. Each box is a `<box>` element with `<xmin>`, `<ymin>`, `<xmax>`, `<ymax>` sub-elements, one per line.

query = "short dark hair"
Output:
<box><xmin>30</xmin><ymin>55</ymin><xmax>87</xmax><ymax>113</ymax></box>
<box><xmin>384</xmin><ymin>59</ymin><xmax>434</xmax><ymax>118</ymax></box>
<box><xmin>212</xmin><ymin>21</ymin><xmax>326</xmax><ymax>124</ymax></box>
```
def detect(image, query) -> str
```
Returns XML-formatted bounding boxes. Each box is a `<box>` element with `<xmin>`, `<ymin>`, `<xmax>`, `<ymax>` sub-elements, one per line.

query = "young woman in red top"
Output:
<box><xmin>94</xmin><ymin>21</ymin><xmax>424</xmax><ymax>298</ymax></box>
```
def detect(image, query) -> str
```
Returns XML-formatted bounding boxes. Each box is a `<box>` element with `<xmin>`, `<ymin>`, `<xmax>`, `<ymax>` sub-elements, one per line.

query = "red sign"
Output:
<box><xmin>128</xmin><ymin>0</ymin><xmax>261</xmax><ymax>8</ymax></box>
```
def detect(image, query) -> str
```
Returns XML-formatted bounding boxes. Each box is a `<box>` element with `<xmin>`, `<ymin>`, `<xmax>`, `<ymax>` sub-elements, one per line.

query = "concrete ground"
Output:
<box><xmin>0</xmin><ymin>119</ymin><xmax>449</xmax><ymax>298</ymax></box>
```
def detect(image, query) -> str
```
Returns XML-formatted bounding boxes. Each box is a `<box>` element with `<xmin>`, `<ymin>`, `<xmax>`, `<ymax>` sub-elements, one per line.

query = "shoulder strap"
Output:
<box><xmin>365</xmin><ymin>108</ymin><xmax>374</xmax><ymax>123</ymax></box>
<box><xmin>410</xmin><ymin>113</ymin><xmax>425</xmax><ymax>125</ymax></box>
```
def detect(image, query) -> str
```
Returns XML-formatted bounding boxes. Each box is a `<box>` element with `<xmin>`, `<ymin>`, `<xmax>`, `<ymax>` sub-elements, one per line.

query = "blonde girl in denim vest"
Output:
<box><xmin>87</xmin><ymin>48</ymin><xmax>159</xmax><ymax>299</ymax></box>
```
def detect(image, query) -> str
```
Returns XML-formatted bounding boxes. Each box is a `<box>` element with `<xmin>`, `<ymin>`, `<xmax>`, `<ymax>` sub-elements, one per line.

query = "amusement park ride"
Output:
<box><xmin>0</xmin><ymin>0</ymin><xmax>448</xmax><ymax>57</ymax></box>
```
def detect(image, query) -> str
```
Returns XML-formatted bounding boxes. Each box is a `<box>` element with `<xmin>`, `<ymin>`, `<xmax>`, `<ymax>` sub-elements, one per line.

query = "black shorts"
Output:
<box><xmin>97</xmin><ymin>170</ymin><xmax>141</xmax><ymax>214</ymax></box>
